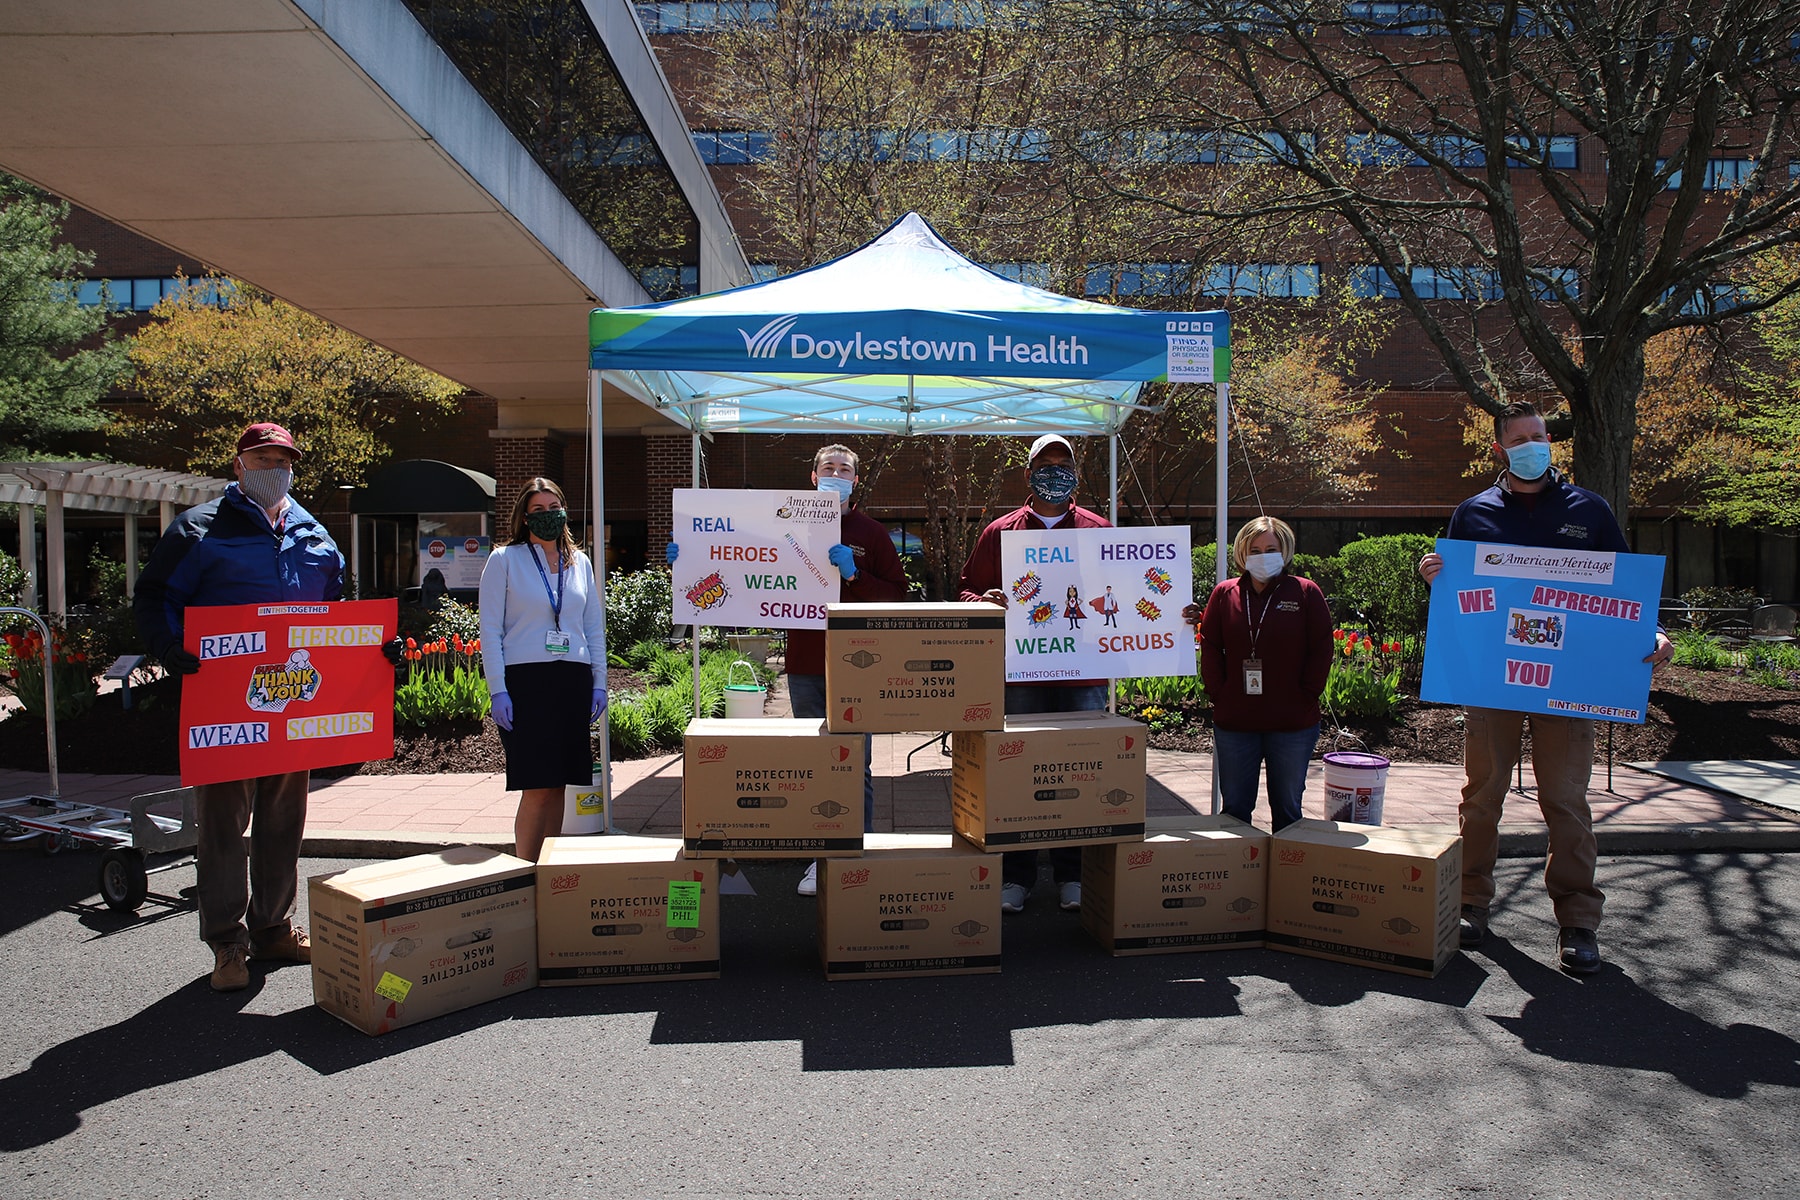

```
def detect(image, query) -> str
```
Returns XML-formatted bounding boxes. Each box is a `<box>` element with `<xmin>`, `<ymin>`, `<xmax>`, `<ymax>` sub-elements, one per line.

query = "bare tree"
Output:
<box><xmin>1044</xmin><ymin>0</ymin><xmax>1800</xmax><ymax>523</ymax></box>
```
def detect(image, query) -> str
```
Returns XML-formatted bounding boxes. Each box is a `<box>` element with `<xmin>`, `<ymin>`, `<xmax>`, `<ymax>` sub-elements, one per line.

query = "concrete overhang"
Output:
<box><xmin>0</xmin><ymin>0</ymin><xmax>745</xmax><ymax>436</ymax></box>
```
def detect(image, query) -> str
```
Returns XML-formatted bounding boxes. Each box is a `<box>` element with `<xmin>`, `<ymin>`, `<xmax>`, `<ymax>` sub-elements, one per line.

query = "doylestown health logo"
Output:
<box><xmin>740</xmin><ymin>315</ymin><xmax>800</xmax><ymax>358</ymax></box>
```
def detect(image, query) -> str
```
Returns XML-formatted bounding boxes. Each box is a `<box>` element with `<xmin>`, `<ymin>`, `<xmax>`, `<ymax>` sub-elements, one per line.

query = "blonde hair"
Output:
<box><xmin>1230</xmin><ymin>516</ymin><xmax>1296</xmax><ymax>571</ymax></box>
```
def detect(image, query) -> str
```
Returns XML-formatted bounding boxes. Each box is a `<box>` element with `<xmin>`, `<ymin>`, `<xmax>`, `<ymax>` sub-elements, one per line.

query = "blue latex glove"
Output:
<box><xmin>591</xmin><ymin>688</ymin><xmax>608</xmax><ymax>721</ymax></box>
<box><xmin>827</xmin><ymin>543</ymin><xmax>857</xmax><ymax>580</ymax></box>
<box><xmin>665</xmin><ymin>542</ymin><xmax>680</xmax><ymax>564</ymax></box>
<box><xmin>491</xmin><ymin>691</ymin><xmax>514</xmax><ymax>731</ymax></box>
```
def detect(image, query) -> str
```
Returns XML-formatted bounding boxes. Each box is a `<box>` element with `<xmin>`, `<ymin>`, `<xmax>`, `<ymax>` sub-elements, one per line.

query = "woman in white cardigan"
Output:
<box><xmin>478</xmin><ymin>477</ymin><xmax>607</xmax><ymax>860</ymax></box>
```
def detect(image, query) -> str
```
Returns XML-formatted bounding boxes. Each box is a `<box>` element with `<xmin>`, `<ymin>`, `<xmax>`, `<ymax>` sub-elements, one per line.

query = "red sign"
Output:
<box><xmin>179</xmin><ymin>599</ymin><xmax>397</xmax><ymax>786</ymax></box>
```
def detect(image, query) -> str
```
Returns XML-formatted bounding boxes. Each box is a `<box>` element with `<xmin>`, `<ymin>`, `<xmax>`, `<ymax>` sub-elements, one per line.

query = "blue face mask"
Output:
<box><xmin>816</xmin><ymin>476</ymin><xmax>854</xmax><ymax>503</ymax></box>
<box><xmin>1029</xmin><ymin>464</ymin><xmax>1078</xmax><ymax>505</ymax></box>
<box><xmin>1503</xmin><ymin>440</ymin><xmax>1552</xmax><ymax>482</ymax></box>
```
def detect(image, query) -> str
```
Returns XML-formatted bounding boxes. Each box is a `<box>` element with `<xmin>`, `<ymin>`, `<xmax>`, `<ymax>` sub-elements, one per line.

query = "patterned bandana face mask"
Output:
<box><xmin>237</xmin><ymin>462</ymin><xmax>292</xmax><ymax>509</ymax></box>
<box><xmin>1028</xmin><ymin>464</ymin><xmax>1078</xmax><ymax>505</ymax></box>
<box><xmin>526</xmin><ymin>509</ymin><xmax>568</xmax><ymax>541</ymax></box>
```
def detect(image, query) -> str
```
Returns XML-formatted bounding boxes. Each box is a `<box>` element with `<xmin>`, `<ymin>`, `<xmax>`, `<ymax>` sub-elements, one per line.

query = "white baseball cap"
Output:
<box><xmin>1027</xmin><ymin>433</ymin><xmax>1075</xmax><ymax>465</ymax></box>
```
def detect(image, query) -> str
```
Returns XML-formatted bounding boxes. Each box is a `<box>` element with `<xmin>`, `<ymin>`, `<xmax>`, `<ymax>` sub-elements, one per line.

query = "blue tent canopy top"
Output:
<box><xmin>588</xmin><ymin>213</ymin><xmax>1230</xmax><ymax>437</ymax></box>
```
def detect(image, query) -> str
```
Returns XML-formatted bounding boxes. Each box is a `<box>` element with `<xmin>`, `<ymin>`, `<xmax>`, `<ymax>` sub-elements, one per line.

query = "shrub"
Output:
<box><xmin>607</xmin><ymin>698</ymin><xmax>651</xmax><ymax>758</ymax></box>
<box><xmin>1675</xmin><ymin>586</ymin><xmax>1761</xmax><ymax>632</ymax></box>
<box><xmin>1290</xmin><ymin>551</ymin><xmax>1345</xmax><ymax>596</ymax></box>
<box><xmin>425</xmin><ymin>597</ymin><xmax>482</xmax><ymax>647</ymax></box>
<box><xmin>0</xmin><ymin>549</ymin><xmax>24</xmax><ymax>606</ymax></box>
<box><xmin>1336</xmin><ymin>534</ymin><xmax>1436</xmax><ymax>638</ymax></box>
<box><xmin>1670</xmin><ymin>630</ymin><xmax>1733</xmax><ymax>670</ymax></box>
<box><xmin>1746</xmin><ymin>642</ymin><xmax>1800</xmax><ymax>690</ymax></box>
<box><xmin>605</xmin><ymin>567</ymin><xmax>673</xmax><ymax>652</ymax></box>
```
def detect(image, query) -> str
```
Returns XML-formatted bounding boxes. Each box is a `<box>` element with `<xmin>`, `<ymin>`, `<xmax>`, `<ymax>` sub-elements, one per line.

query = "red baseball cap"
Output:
<box><xmin>236</xmin><ymin>422</ymin><xmax>302</xmax><ymax>458</ymax></box>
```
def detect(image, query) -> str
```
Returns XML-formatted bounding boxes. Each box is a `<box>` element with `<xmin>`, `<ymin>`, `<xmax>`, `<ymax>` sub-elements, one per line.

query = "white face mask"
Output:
<box><xmin>1244</xmin><ymin>551</ymin><xmax>1285</xmax><ymax>583</ymax></box>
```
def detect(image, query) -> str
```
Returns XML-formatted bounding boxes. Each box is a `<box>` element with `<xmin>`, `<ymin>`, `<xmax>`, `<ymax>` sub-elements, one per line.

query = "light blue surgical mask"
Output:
<box><xmin>816</xmin><ymin>476</ymin><xmax>854</xmax><ymax>503</ymax></box>
<box><xmin>1503</xmin><ymin>440</ymin><xmax>1552</xmax><ymax>482</ymax></box>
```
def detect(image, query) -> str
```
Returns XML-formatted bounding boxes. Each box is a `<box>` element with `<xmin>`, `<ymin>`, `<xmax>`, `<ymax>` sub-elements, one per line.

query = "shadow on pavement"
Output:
<box><xmin>1482</xmin><ymin>936</ymin><xmax>1800</xmax><ymax>1099</ymax></box>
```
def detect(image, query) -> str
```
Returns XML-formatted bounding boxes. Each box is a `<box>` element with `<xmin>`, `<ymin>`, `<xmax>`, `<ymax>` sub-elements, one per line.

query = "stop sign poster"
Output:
<box><xmin>999</xmin><ymin>525</ymin><xmax>1194</xmax><ymax>682</ymax></box>
<box><xmin>179</xmin><ymin>600</ymin><xmax>398</xmax><ymax>786</ymax></box>
<box><xmin>1420</xmin><ymin>540</ymin><xmax>1663</xmax><ymax>723</ymax></box>
<box><xmin>669</xmin><ymin>488</ymin><xmax>841</xmax><ymax>629</ymax></box>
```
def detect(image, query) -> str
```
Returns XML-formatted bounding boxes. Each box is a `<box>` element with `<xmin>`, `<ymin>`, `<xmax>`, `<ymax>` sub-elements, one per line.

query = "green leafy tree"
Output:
<box><xmin>127</xmin><ymin>278</ymin><xmax>464</xmax><ymax>490</ymax></box>
<box><xmin>0</xmin><ymin>174</ymin><xmax>129</xmax><ymax>457</ymax></box>
<box><xmin>1710</xmin><ymin>247</ymin><xmax>1800</xmax><ymax>531</ymax></box>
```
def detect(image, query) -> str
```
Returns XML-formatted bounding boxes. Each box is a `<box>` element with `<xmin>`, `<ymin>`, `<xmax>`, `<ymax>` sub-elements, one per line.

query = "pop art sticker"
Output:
<box><xmin>244</xmin><ymin>650</ymin><xmax>322</xmax><ymax>712</ymax></box>
<box><xmin>684</xmin><ymin>570</ymin><xmax>730</xmax><ymax>613</ymax></box>
<box><xmin>1011</xmin><ymin>570</ymin><xmax>1043</xmax><ymax>603</ymax></box>
<box><xmin>1505</xmin><ymin>608</ymin><xmax>1566</xmax><ymax>651</ymax></box>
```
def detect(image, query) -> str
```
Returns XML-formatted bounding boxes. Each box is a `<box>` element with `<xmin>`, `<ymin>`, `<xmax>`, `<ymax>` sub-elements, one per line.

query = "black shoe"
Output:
<box><xmin>1458</xmin><ymin>905</ymin><xmax>1488</xmax><ymax>948</ymax></box>
<box><xmin>1558</xmin><ymin>927</ymin><xmax>1601</xmax><ymax>975</ymax></box>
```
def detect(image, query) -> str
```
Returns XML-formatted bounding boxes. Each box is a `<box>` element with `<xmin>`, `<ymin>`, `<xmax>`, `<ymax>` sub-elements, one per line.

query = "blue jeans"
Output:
<box><xmin>788</xmin><ymin>673</ymin><xmax>874</xmax><ymax>832</ymax></box>
<box><xmin>1213</xmin><ymin>723</ymin><xmax>1320</xmax><ymax>831</ymax></box>
<box><xmin>1001</xmin><ymin>684</ymin><xmax>1108</xmax><ymax>888</ymax></box>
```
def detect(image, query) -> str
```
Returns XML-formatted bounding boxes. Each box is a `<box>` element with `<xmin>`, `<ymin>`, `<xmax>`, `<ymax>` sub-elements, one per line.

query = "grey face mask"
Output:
<box><xmin>238</xmin><ymin>462</ymin><xmax>292</xmax><ymax>509</ymax></box>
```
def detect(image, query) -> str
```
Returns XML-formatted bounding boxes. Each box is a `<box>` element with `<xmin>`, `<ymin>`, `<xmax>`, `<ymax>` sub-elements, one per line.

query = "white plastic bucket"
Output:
<box><xmin>1322</xmin><ymin>751</ymin><xmax>1391</xmax><ymax>826</ymax></box>
<box><xmin>723</xmin><ymin>659</ymin><xmax>767</xmax><ymax>720</ymax></box>
<box><xmin>564</xmin><ymin>766</ymin><xmax>607</xmax><ymax>834</ymax></box>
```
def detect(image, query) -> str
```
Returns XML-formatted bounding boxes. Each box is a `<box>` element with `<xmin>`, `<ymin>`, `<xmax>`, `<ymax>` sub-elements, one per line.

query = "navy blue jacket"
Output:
<box><xmin>134</xmin><ymin>485</ymin><xmax>344</xmax><ymax>660</ymax></box>
<box><xmin>1446</xmin><ymin>471</ymin><xmax>1627</xmax><ymax>552</ymax></box>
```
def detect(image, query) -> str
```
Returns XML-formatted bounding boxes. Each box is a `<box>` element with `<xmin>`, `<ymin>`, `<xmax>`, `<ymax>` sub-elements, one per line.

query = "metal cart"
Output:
<box><xmin>0</xmin><ymin>607</ymin><xmax>198</xmax><ymax>912</ymax></box>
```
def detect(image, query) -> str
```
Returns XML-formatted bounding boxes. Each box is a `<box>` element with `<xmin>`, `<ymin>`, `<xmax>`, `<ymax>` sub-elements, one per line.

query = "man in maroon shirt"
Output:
<box><xmin>959</xmin><ymin>434</ymin><xmax>1112</xmax><ymax>914</ymax></box>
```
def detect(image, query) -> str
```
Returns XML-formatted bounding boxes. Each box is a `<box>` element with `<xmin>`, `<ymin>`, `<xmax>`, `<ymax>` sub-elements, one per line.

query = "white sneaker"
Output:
<box><xmin>1059</xmin><ymin>881</ymin><xmax>1082</xmax><ymax>912</ymax></box>
<box><xmin>796</xmin><ymin>861</ymin><xmax>818</xmax><ymax>897</ymax></box>
<box><xmin>1000</xmin><ymin>883</ymin><xmax>1027</xmax><ymax>914</ymax></box>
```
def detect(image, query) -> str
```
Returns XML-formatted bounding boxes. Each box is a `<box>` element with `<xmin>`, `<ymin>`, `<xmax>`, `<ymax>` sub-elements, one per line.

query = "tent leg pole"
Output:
<box><xmin>692</xmin><ymin>432</ymin><xmax>702</xmax><ymax>719</ymax></box>
<box><xmin>590</xmin><ymin>369</ymin><xmax>614</xmax><ymax>834</ymax></box>
<box><xmin>1215</xmin><ymin>383</ymin><xmax>1230</xmax><ymax>586</ymax></box>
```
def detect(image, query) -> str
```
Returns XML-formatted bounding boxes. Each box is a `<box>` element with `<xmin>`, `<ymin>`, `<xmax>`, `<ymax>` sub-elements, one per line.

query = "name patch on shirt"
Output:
<box><xmin>1276</xmin><ymin>600</ymin><xmax>1299</xmax><ymax>612</ymax></box>
<box><xmin>1555</xmin><ymin>523</ymin><xmax>1590</xmax><ymax>542</ymax></box>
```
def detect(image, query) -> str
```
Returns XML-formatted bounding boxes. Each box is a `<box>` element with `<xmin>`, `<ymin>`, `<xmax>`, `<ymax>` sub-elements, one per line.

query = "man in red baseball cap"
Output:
<box><xmin>134</xmin><ymin>420</ymin><xmax>342</xmax><ymax>991</ymax></box>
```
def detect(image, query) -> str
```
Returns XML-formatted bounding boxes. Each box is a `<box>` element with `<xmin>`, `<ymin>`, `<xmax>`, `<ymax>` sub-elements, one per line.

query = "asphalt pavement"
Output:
<box><xmin>1</xmin><ymin>848</ymin><xmax>1796</xmax><ymax>1199</ymax></box>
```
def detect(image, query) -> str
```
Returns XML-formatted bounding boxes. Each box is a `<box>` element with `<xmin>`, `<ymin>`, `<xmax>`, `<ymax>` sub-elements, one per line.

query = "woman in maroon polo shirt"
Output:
<box><xmin>1183</xmin><ymin>517</ymin><xmax>1333</xmax><ymax>830</ymax></box>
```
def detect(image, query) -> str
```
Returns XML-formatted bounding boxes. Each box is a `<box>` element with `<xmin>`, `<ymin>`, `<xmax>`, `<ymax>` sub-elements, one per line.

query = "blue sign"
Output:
<box><xmin>1420</xmin><ymin>539</ymin><xmax>1665</xmax><ymax>724</ymax></box>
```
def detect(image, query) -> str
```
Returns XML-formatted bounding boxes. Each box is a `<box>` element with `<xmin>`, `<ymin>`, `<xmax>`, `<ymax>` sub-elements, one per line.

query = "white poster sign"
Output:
<box><xmin>670</xmin><ymin>488</ymin><xmax>842</xmax><ymax>630</ymax></box>
<box><xmin>999</xmin><ymin>526</ymin><xmax>1195</xmax><ymax>682</ymax></box>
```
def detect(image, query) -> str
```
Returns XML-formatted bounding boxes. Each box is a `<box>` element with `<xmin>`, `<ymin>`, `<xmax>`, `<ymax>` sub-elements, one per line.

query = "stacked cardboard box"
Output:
<box><xmin>682</xmin><ymin>717</ymin><xmax>865</xmax><ymax>857</ymax></box>
<box><xmin>817</xmin><ymin>834</ymin><xmax>1003</xmax><ymax>979</ymax></box>
<box><xmin>824</xmin><ymin>602</ymin><xmax>1006</xmax><ymax>733</ymax></box>
<box><xmin>310</xmin><ymin>846</ymin><xmax>538</xmax><ymax>1036</ymax></box>
<box><xmin>537</xmin><ymin>836</ymin><xmax>720</xmax><ymax>985</ymax></box>
<box><xmin>1265</xmin><ymin>819</ymin><xmax>1462</xmax><ymax>978</ymax></box>
<box><xmin>1082</xmin><ymin>816</ymin><xmax>1269</xmax><ymax>955</ymax></box>
<box><xmin>950</xmin><ymin>710</ymin><xmax>1147</xmax><ymax>852</ymax></box>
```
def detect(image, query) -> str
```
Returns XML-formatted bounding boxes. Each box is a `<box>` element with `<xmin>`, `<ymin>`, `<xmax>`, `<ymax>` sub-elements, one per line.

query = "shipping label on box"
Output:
<box><xmin>825</xmin><ymin>603</ymin><xmax>1005</xmax><ymax>733</ymax></box>
<box><xmin>309</xmin><ymin>846</ymin><xmax>538</xmax><ymax>1036</ymax></box>
<box><xmin>1082</xmin><ymin>816</ymin><xmax>1268</xmax><ymax>955</ymax></box>
<box><xmin>537</xmin><ymin>836</ymin><xmax>720</xmax><ymax>985</ymax></box>
<box><xmin>683</xmin><ymin>718</ymin><xmax>865</xmax><ymax>857</ymax></box>
<box><xmin>1266</xmin><ymin>820</ymin><xmax>1463</xmax><ymax>979</ymax></box>
<box><xmin>818</xmin><ymin>834</ymin><xmax>1002</xmax><ymax>980</ymax></box>
<box><xmin>950</xmin><ymin>711</ymin><xmax>1147</xmax><ymax>850</ymax></box>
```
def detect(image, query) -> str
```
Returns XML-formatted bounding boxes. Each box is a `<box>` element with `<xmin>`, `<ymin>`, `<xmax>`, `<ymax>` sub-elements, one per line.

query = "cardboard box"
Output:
<box><xmin>824</xmin><ymin>602</ymin><xmax>1005</xmax><ymax>733</ymax></box>
<box><xmin>682</xmin><ymin>718</ymin><xmax>865</xmax><ymax>857</ymax></box>
<box><xmin>536</xmin><ymin>836</ymin><xmax>720</xmax><ymax>985</ymax></box>
<box><xmin>1082</xmin><ymin>816</ymin><xmax>1269</xmax><ymax>955</ymax></box>
<box><xmin>310</xmin><ymin>846</ymin><xmax>538</xmax><ymax>1036</ymax></box>
<box><xmin>817</xmin><ymin>834</ymin><xmax>1003</xmax><ymax>980</ymax></box>
<box><xmin>950</xmin><ymin>711</ymin><xmax>1147</xmax><ymax>851</ymax></box>
<box><xmin>1266</xmin><ymin>819</ymin><xmax>1463</xmax><ymax>978</ymax></box>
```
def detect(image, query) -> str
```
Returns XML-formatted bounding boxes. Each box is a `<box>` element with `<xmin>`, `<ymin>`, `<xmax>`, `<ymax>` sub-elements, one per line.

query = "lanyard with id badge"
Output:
<box><xmin>531</xmin><ymin>544</ymin><xmax>571</xmax><ymax>655</ymax></box>
<box><xmin>1242</xmin><ymin>577</ymin><xmax>1282</xmax><ymax>696</ymax></box>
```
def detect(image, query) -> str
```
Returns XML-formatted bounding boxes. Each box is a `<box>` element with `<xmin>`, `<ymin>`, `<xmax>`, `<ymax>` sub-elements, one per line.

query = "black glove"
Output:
<box><xmin>382</xmin><ymin>636</ymin><xmax>405</xmax><ymax>666</ymax></box>
<box><xmin>161</xmin><ymin>646</ymin><xmax>201</xmax><ymax>675</ymax></box>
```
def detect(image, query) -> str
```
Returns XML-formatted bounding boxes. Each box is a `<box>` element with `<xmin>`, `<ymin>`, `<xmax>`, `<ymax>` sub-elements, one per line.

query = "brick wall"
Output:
<box><xmin>491</xmin><ymin>431</ymin><xmax>568</xmax><ymax>536</ymax></box>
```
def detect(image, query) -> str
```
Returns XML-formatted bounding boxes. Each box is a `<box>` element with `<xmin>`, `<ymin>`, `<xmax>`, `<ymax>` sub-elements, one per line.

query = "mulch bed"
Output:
<box><xmin>4</xmin><ymin>666</ymin><xmax>1796</xmax><ymax>776</ymax></box>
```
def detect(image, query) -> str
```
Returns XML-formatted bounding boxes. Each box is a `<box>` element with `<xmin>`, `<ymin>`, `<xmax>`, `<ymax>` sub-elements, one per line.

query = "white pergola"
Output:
<box><xmin>0</xmin><ymin>463</ymin><xmax>230</xmax><ymax>617</ymax></box>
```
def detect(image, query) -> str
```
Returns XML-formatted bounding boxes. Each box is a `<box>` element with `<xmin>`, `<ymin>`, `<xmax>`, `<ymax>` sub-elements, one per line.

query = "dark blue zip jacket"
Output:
<box><xmin>134</xmin><ymin>485</ymin><xmax>344</xmax><ymax>660</ymax></box>
<box><xmin>1446</xmin><ymin>470</ymin><xmax>1628</xmax><ymax>552</ymax></box>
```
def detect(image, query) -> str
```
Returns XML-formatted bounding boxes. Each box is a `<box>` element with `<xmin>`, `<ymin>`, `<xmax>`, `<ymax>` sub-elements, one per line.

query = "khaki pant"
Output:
<box><xmin>1460</xmin><ymin>708</ymin><xmax>1603</xmax><ymax>930</ymax></box>
<box><xmin>195</xmin><ymin>771</ymin><xmax>309</xmax><ymax>949</ymax></box>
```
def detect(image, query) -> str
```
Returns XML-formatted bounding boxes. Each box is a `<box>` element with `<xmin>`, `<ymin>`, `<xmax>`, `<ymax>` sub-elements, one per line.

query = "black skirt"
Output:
<box><xmin>497</xmin><ymin>660</ymin><xmax>595</xmax><ymax>791</ymax></box>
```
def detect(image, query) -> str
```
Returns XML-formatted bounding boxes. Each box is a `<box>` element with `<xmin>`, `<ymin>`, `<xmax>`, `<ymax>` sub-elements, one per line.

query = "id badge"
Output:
<box><xmin>545</xmin><ymin>629</ymin><xmax>572</xmax><ymax>655</ymax></box>
<box><xmin>1243</xmin><ymin>658</ymin><xmax>1264</xmax><ymax>696</ymax></box>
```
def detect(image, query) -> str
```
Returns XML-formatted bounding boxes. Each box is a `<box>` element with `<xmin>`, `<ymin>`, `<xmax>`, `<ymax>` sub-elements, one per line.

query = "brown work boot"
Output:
<box><xmin>253</xmin><ymin>926</ymin><xmax>312</xmax><ymax>964</ymax></box>
<box><xmin>211</xmin><ymin>943</ymin><xmax>250</xmax><ymax>992</ymax></box>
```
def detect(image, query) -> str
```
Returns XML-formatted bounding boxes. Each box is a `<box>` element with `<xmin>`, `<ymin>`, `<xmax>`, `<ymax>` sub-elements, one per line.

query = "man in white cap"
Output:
<box><xmin>135</xmin><ymin>421</ymin><xmax>348</xmax><ymax>992</ymax></box>
<box><xmin>958</xmin><ymin>433</ymin><xmax>1112</xmax><ymax>914</ymax></box>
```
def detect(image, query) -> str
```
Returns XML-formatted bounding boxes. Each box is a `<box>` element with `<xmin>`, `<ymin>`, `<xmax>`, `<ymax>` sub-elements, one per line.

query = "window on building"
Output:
<box><xmin>1659</xmin><ymin>157</ymin><xmax>1758</xmax><ymax>190</ymax></box>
